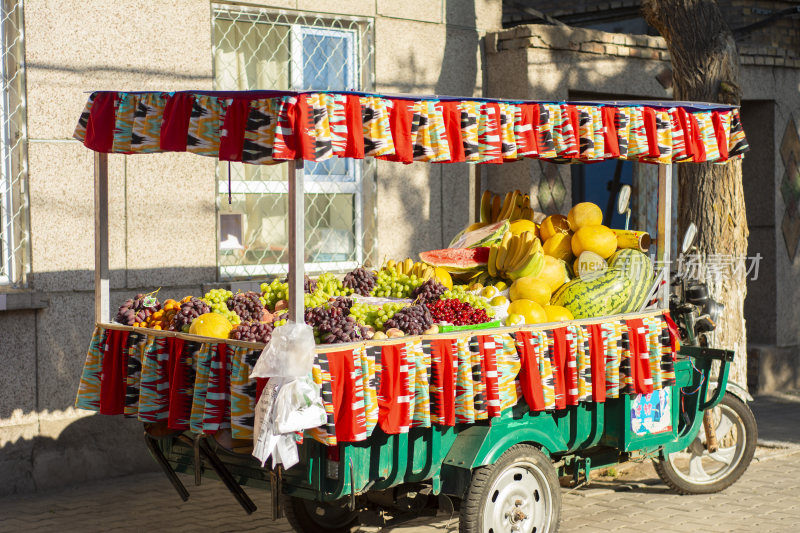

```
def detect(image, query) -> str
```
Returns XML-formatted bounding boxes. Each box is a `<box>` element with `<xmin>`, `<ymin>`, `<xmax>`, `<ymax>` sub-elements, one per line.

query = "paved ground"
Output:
<box><xmin>1</xmin><ymin>391</ymin><xmax>798</xmax><ymax>533</ymax></box>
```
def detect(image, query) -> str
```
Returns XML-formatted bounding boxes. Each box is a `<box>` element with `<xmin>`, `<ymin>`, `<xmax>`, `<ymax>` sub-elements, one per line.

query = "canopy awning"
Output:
<box><xmin>74</xmin><ymin>90</ymin><xmax>747</xmax><ymax>165</ymax></box>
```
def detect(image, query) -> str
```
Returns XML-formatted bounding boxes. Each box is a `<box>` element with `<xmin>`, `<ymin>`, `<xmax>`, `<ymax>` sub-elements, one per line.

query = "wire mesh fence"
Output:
<box><xmin>0</xmin><ymin>0</ymin><xmax>28</xmax><ymax>287</ymax></box>
<box><xmin>212</xmin><ymin>3</ymin><xmax>376</xmax><ymax>280</ymax></box>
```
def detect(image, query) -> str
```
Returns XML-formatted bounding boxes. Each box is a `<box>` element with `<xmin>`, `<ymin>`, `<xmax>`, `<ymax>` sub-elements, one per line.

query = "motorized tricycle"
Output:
<box><xmin>72</xmin><ymin>90</ymin><xmax>755</xmax><ymax>533</ymax></box>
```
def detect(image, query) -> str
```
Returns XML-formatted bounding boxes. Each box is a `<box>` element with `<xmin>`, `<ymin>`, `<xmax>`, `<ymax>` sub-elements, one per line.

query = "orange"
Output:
<box><xmin>567</xmin><ymin>202</ymin><xmax>603</xmax><ymax>231</ymax></box>
<box><xmin>571</xmin><ymin>225</ymin><xmax>618</xmax><ymax>259</ymax></box>
<box><xmin>507</xmin><ymin>299</ymin><xmax>547</xmax><ymax>324</ymax></box>
<box><xmin>539</xmin><ymin>214</ymin><xmax>570</xmax><ymax>241</ymax></box>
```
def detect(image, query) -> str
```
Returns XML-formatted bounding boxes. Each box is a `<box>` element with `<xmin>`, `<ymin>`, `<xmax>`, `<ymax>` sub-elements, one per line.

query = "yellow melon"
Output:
<box><xmin>544</xmin><ymin>305</ymin><xmax>574</xmax><ymax>322</ymax></box>
<box><xmin>567</xmin><ymin>202</ymin><xmax>603</xmax><ymax>231</ymax></box>
<box><xmin>508</xmin><ymin>219</ymin><xmax>539</xmax><ymax>238</ymax></box>
<box><xmin>189</xmin><ymin>312</ymin><xmax>233</xmax><ymax>339</ymax></box>
<box><xmin>509</xmin><ymin>276</ymin><xmax>552</xmax><ymax>306</ymax></box>
<box><xmin>538</xmin><ymin>255</ymin><xmax>571</xmax><ymax>292</ymax></box>
<box><xmin>543</xmin><ymin>233</ymin><xmax>573</xmax><ymax>262</ymax></box>
<box><xmin>571</xmin><ymin>225</ymin><xmax>618</xmax><ymax>259</ymax></box>
<box><xmin>539</xmin><ymin>214</ymin><xmax>570</xmax><ymax>241</ymax></box>
<box><xmin>434</xmin><ymin>267</ymin><xmax>453</xmax><ymax>290</ymax></box>
<box><xmin>507</xmin><ymin>299</ymin><xmax>547</xmax><ymax>324</ymax></box>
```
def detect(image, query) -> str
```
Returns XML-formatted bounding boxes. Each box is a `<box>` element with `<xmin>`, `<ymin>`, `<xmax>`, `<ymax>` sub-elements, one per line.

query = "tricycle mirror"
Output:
<box><xmin>682</xmin><ymin>223</ymin><xmax>698</xmax><ymax>253</ymax></box>
<box><xmin>616</xmin><ymin>184</ymin><xmax>631</xmax><ymax>215</ymax></box>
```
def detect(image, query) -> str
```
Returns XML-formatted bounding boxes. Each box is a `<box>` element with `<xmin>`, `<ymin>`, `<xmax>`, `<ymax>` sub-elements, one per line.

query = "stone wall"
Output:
<box><xmin>0</xmin><ymin>0</ymin><xmax>502</xmax><ymax>495</ymax></box>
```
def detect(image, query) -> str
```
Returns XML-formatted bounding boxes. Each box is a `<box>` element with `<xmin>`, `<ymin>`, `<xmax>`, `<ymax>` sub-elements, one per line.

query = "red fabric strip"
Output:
<box><xmin>167</xmin><ymin>337</ymin><xmax>189</xmax><ymax>430</ymax></box>
<box><xmin>294</xmin><ymin>94</ymin><xmax>316</xmax><ymax>161</ymax></box>
<box><xmin>343</xmin><ymin>94</ymin><xmax>365</xmax><ymax>159</ymax></box>
<box><xmin>712</xmin><ymin>111</ymin><xmax>729</xmax><ymax>161</ymax></box>
<box><xmin>642</xmin><ymin>107</ymin><xmax>661</xmax><ymax>158</ymax></box>
<box><xmin>379</xmin><ymin>99</ymin><xmax>413</xmax><ymax>163</ymax></box>
<box><xmin>588</xmin><ymin>324</ymin><xmax>606</xmax><ymax>403</ymax></box>
<box><xmin>601</xmin><ymin>106</ymin><xmax>620</xmax><ymax>157</ymax></box>
<box><xmin>517</xmin><ymin>103</ymin><xmax>539</xmax><ymax>157</ymax></box>
<box><xmin>255</xmin><ymin>378</ymin><xmax>269</xmax><ymax>403</ymax></box>
<box><xmin>327</xmin><ymin>349</ymin><xmax>364</xmax><ymax>442</ymax></box>
<box><xmin>515</xmin><ymin>331</ymin><xmax>546</xmax><ymax>412</ymax></box>
<box><xmin>663</xmin><ymin>312</ymin><xmax>681</xmax><ymax>356</ymax></box>
<box><xmin>688</xmin><ymin>113</ymin><xmax>706</xmax><ymax>162</ymax></box>
<box><xmin>479</xmin><ymin>102</ymin><xmax>504</xmax><ymax>164</ymax></box>
<box><xmin>160</xmin><ymin>92</ymin><xmax>194</xmax><ymax>152</ymax></box>
<box><xmin>478</xmin><ymin>335</ymin><xmax>501</xmax><ymax>418</ymax></box>
<box><xmin>563</xmin><ymin>331</ymin><xmax>579</xmax><ymax>406</ymax></box>
<box><xmin>207</xmin><ymin>342</ymin><xmax>229</xmax><ymax>430</ymax></box>
<box><xmin>676</xmin><ymin>108</ymin><xmax>695</xmax><ymax>160</ymax></box>
<box><xmin>441</xmin><ymin>101</ymin><xmax>465</xmax><ymax>163</ymax></box>
<box><xmin>551</xmin><ymin>328</ymin><xmax>567</xmax><ymax>410</ymax></box>
<box><xmin>84</xmin><ymin>92</ymin><xmax>117</xmax><ymax>153</ymax></box>
<box><xmin>431</xmin><ymin>339</ymin><xmax>456</xmax><ymax>426</ymax></box>
<box><xmin>627</xmin><ymin>319</ymin><xmax>653</xmax><ymax>394</ymax></box>
<box><xmin>566</xmin><ymin>105</ymin><xmax>580</xmax><ymax>158</ymax></box>
<box><xmin>218</xmin><ymin>98</ymin><xmax>249</xmax><ymax>161</ymax></box>
<box><xmin>378</xmin><ymin>343</ymin><xmax>406</xmax><ymax>434</ymax></box>
<box><xmin>99</xmin><ymin>329</ymin><xmax>129</xmax><ymax>415</ymax></box>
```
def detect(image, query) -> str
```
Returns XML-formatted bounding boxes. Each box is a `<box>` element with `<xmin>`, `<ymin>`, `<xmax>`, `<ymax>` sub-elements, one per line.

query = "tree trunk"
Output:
<box><xmin>642</xmin><ymin>0</ymin><xmax>749</xmax><ymax>386</ymax></box>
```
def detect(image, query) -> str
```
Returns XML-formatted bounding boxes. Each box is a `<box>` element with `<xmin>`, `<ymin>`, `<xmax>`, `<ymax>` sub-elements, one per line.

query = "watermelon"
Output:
<box><xmin>608</xmin><ymin>249</ymin><xmax>654</xmax><ymax>312</ymax></box>
<box><xmin>448</xmin><ymin>219</ymin><xmax>509</xmax><ymax>249</ymax></box>
<box><xmin>551</xmin><ymin>268</ymin><xmax>633</xmax><ymax>319</ymax></box>
<box><xmin>420</xmin><ymin>247</ymin><xmax>490</xmax><ymax>273</ymax></box>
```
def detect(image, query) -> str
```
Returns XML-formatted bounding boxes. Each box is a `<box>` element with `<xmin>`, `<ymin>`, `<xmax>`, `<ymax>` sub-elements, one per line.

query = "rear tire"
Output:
<box><xmin>654</xmin><ymin>394</ymin><xmax>757</xmax><ymax>495</ymax></box>
<box><xmin>459</xmin><ymin>444</ymin><xmax>561</xmax><ymax>533</ymax></box>
<box><xmin>282</xmin><ymin>493</ymin><xmax>359</xmax><ymax>533</ymax></box>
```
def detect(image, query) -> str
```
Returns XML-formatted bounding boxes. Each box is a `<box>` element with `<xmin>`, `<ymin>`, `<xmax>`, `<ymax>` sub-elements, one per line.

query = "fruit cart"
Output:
<box><xmin>73</xmin><ymin>90</ymin><xmax>756</xmax><ymax>532</ymax></box>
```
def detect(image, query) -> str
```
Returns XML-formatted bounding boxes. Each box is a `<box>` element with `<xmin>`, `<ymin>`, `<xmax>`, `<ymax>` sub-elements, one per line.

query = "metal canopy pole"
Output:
<box><xmin>656</xmin><ymin>164</ymin><xmax>672</xmax><ymax>308</ymax></box>
<box><xmin>94</xmin><ymin>152</ymin><xmax>110</xmax><ymax>324</ymax></box>
<box><xmin>287</xmin><ymin>159</ymin><xmax>305</xmax><ymax>324</ymax></box>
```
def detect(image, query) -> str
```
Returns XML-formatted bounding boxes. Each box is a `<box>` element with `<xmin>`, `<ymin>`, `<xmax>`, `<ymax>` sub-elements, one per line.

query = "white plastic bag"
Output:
<box><xmin>250</xmin><ymin>321</ymin><xmax>315</xmax><ymax>378</ymax></box>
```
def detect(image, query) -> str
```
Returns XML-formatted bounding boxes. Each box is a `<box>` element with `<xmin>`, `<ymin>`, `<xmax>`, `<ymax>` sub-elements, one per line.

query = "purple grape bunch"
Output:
<box><xmin>230</xmin><ymin>320</ymin><xmax>274</xmax><ymax>344</ymax></box>
<box><xmin>342</xmin><ymin>267</ymin><xmax>377</xmax><ymax>296</ymax></box>
<box><xmin>282</xmin><ymin>274</ymin><xmax>317</xmax><ymax>294</ymax></box>
<box><xmin>411</xmin><ymin>278</ymin><xmax>446</xmax><ymax>304</ymax></box>
<box><xmin>169</xmin><ymin>297</ymin><xmax>211</xmax><ymax>332</ymax></box>
<box><xmin>305</xmin><ymin>303</ymin><xmax>368</xmax><ymax>344</ymax></box>
<box><xmin>383</xmin><ymin>304</ymin><xmax>433</xmax><ymax>335</ymax></box>
<box><xmin>114</xmin><ymin>293</ymin><xmax>161</xmax><ymax>326</ymax></box>
<box><xmin>226</xmin><ymin>291</ymin><xmax>265</xmax><ymax>322</ymax></box>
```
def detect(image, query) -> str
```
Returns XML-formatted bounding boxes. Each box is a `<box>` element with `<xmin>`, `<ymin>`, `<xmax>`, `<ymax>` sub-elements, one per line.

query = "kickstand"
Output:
<box><xmin>270</xmin><ymin>465</ymin><xmax>284</xmax><ymax>520</ymax></box>
<box><xmin>198</xmin><ymin>438</ymin><xmax>258</xmax><ymax>515</ymax></box>
<box><xmin>143</xmin><ymin>432</ymin><xmax>189</xmax><ymax>502</ymax></box>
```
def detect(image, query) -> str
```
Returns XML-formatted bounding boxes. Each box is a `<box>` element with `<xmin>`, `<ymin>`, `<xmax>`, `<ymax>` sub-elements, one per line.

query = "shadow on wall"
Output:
<box><xmin>0</xmin><ymin>414</ymin><xmax>156</xmax><ymax>497</ymax></box>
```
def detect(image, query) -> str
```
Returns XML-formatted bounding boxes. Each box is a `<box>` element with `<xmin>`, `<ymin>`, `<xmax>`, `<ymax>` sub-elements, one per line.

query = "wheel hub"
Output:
<box><xmin>484</xmin><ymin>461</ymin><xmax>551</xmax><ymax>533</ymax></box>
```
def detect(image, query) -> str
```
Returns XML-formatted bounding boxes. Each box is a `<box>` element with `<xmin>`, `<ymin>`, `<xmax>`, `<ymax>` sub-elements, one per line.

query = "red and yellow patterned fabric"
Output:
<box><xmin>76</xmin><ymin>311</ymin><xmax>678</xmax><ymax>447</ymax></box>
<box><xmin>74</xmin><ymin>91</ymin><xmax>747</xmax><ymax>165</ymax></box>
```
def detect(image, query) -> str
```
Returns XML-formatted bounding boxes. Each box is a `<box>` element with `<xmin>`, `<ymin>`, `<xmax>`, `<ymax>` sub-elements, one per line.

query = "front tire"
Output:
<box><xmin>654</xmin><ymin>393</ymin><xmax>757</xmax><ymax>495</ymax></box>
<box><xmin>282</xmin><ymin>493</ymin><xmax>359</xmax><ymax>533</ymax></box>
<box><xmin>460</xmin><ymin>444</ymin><xmax>561</xmax><ymax>533</ymax></box>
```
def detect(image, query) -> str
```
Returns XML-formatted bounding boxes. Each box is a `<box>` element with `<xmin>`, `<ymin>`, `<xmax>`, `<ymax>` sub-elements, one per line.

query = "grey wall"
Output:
<box><xmin>0</xmin><ymin>0</ymin><xmax>502</xmax><ymax>495</ymax></box>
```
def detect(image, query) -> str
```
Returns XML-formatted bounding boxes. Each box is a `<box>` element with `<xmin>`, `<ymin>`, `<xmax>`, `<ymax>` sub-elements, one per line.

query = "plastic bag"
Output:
<box><xmin>250</xmin><ymin>321</ymin><xmax>315</xmax><ymax>378</ymax></box>
<box><xmin>274</xmin><ymin>376</ymin><xmax>326</xmax><ymax>434</ymax></box>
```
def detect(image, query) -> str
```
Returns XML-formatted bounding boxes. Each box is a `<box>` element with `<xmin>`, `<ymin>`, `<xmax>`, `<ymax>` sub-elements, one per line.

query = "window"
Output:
<box><xmin>0</xmin><ymin>1</ymin><xmax>27</xmax><ymax>287</ymax></box>
<box><xmin>212</xmin><ymin>4</ymin><xmax>375</xmax><ymax>279</ymax></box>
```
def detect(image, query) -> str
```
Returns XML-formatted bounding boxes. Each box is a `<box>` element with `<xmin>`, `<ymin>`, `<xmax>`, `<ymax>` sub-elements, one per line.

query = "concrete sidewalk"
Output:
<box><xmin>1</xmin><ymin>391</ymin><xmax>797</xmax><ymax>533</ymax></box>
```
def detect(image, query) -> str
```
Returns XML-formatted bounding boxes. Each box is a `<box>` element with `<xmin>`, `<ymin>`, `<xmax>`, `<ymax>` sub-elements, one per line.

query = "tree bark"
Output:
<box><xmin>642</xmin><ymin>0</ymin><xmax>749</xmax><ymax>386</ymax></box>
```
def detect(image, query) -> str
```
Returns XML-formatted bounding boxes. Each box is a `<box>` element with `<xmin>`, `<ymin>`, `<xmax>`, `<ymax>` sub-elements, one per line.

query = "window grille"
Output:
<box><xmin>0</xmin><ymin>0</ymin><xmax>28</xmax><ymax>287</ymax></box>
<box><xmin>212</xmin><ymin>3</ymin><xmax>375</xmax><ymax>279</ymax></box>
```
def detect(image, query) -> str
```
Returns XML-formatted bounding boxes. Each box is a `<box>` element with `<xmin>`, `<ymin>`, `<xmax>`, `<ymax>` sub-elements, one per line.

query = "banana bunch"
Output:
<box><xmin>487</xmin><ymin>230</ymin><xmax>545</xmax><ymax>280</ymax></box>
<box><xmin>384</xmin><ymin>258</ymin><xmax>435</xmax><ymax>280</ymax></box>
<box><xmin>480</xmin><ymin>189</ymin><xmax>536</xmax><ymax>224</ymax></box>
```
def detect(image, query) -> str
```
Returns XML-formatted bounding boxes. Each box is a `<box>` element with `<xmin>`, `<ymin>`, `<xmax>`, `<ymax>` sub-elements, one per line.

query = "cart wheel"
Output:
<box><xmin>654</xmin><ymin>393</ymin><xmax>757</xmax><ymax>495</ymax></box>
<box><xmin>459</xmin><ymin>444</ymin><xmax>561</xmax><ymax>533</ymax></box>
<box><xmin>282</xmin><ymin>493</ymin><xmax>359</xmax><ymax>533</ymax></box>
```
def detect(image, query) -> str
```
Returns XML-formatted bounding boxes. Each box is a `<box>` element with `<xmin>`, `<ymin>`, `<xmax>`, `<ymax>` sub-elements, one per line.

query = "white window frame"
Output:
<box><xmin>0</xmin><ymin>5</ymin><xmax>18</xmax><ymax>286</ymax></box>
<box><xmin>213</xmin><ymin>8</ymin><xmax>372</xmax><ymax>280</ymax></box>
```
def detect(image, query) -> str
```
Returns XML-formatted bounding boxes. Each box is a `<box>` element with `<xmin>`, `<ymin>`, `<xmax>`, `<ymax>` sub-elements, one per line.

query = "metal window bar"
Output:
<box><xmin>0</xmin><ymin>0</ymin><xmax>28</xmax><ymax>287</ymax></box>
<box><xmin>211</xmin><ymin>4</ymin><xmax>376</xmax><ymax>281</ymax></box>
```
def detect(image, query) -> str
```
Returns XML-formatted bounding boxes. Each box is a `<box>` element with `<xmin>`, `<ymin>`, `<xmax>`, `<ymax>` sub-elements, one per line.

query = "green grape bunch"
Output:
<box><xmin>202</xmin><ymin>288</ymin><xmax>241</xmax><ymax>325</ymax></box>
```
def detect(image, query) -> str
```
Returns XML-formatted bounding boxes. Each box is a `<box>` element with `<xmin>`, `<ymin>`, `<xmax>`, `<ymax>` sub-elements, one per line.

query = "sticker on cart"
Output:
<box><xmin>630</xmin><ymin>388</ymin><xmax>672</xmax><ymax>436</ymax></box>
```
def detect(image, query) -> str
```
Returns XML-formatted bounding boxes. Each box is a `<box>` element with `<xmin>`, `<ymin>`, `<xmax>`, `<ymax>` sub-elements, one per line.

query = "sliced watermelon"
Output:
<box><xmin>420</xmin><ymin>247</ymin><xmax>490</xmax><ymax>273</ymax></box>
<box><xmin>448</xmin><ymin>219</ymin><xmax>509</xmax><ymax>249</ymax></box>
